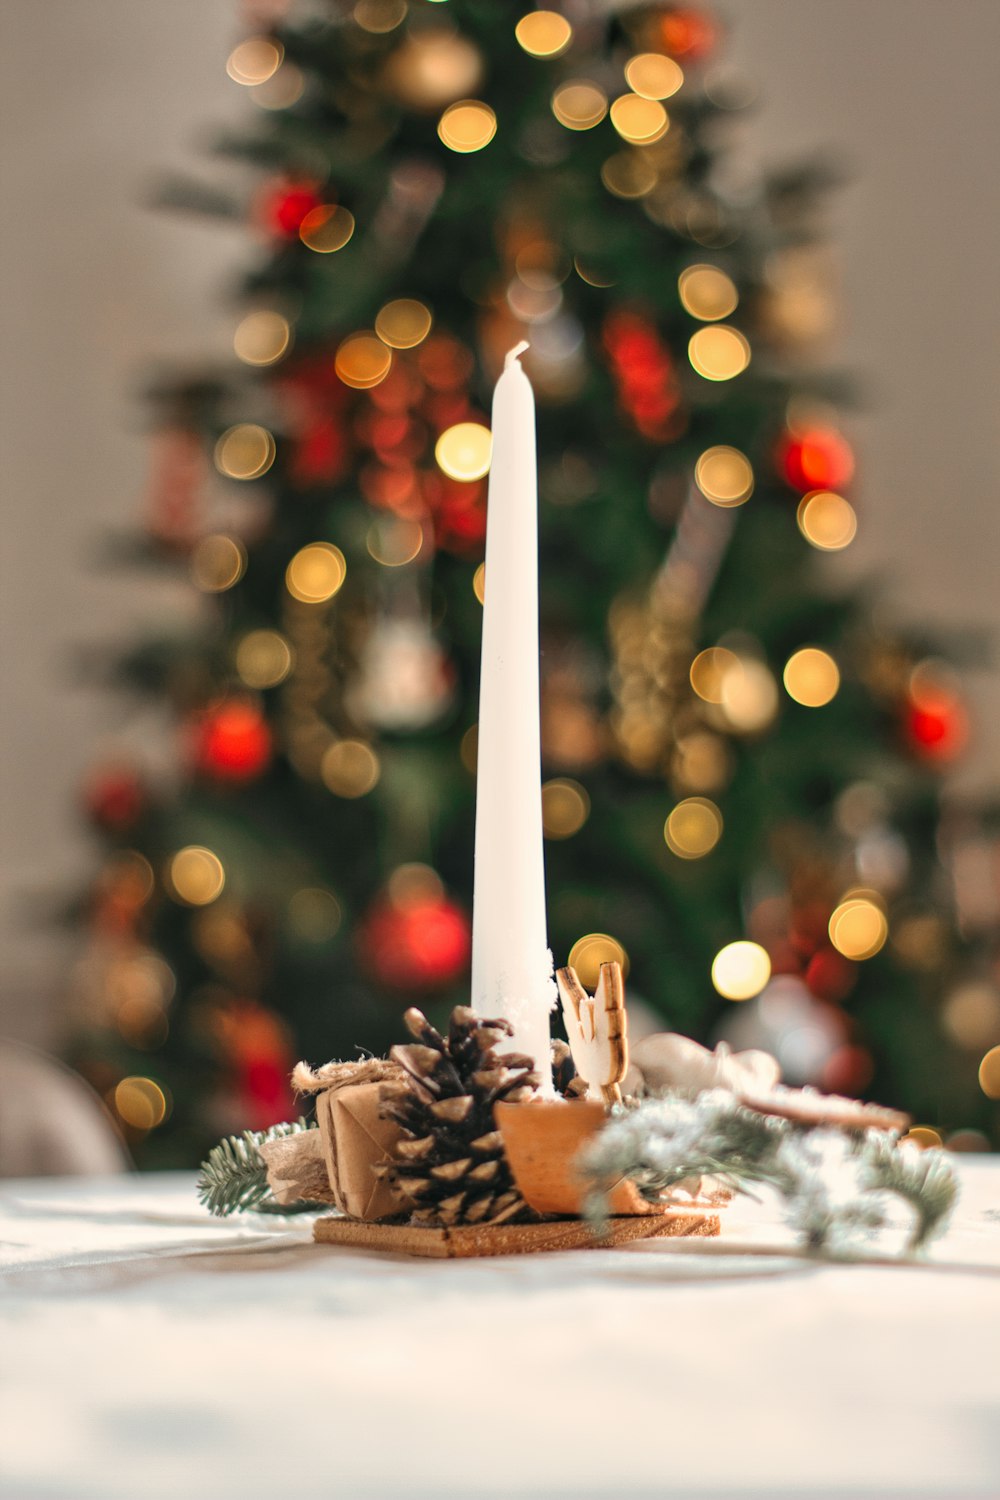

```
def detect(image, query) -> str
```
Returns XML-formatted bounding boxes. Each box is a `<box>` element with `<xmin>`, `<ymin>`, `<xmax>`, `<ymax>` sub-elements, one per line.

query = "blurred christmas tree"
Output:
<box><xmin>66</xmin><ymin>0</ymin><xmax>1000</xmax><ymax>1166</ymax></box>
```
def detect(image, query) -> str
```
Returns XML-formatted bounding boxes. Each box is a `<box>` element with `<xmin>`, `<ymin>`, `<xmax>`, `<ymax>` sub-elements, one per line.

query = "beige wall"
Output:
<box><xmin>2</xmin><ymin>0</ymin><xmax>998</xmax><ymax>1040</ymax></box>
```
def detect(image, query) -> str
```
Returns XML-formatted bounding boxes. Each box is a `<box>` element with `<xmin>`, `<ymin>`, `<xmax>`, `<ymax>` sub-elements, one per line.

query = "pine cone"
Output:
<box><xmin>379</xmin><ymin>1006</ymin><xmax>540</xmax><ymax>1228</ymax></box>
<box><xmin>552</xmin><ymin>1038</ymin><xmax>587</xmax><ymax>1098</ymax></box>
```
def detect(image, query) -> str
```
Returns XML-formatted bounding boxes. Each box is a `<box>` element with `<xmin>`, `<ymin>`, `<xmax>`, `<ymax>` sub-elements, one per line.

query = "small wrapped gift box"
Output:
<box><xmin>315</xmin><ymin>1081</ymin><xmax>404</xmax><ymax>1223</ymax></box>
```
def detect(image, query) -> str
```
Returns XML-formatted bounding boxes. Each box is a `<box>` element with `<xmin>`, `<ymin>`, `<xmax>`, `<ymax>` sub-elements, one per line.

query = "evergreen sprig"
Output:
<box><xmin>579</xmin><ymin>1092</ymin><xmax>959</xmax><ymax>1257</ymax></box>
<box><xmin>197</xmin><ymin>1118</ymin><xmax>317</xmax><ymax>1218</ymax></box>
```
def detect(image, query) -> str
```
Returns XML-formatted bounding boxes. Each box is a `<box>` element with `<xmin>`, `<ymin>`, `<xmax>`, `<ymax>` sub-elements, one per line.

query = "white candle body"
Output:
<box><xmin>471</xmin><ymin>347</ymin><xmax>555</xmax><ymax>1090</ymax></box>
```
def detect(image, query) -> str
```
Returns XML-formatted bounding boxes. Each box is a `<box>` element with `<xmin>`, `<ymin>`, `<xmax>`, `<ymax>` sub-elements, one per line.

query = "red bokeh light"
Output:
<box><xmin>776</xmin><ymin>427</ymin><xmax>855</xmax><ymax>494</ymax></box>
<box><xmin>193</xmin><ymin>701</ymin><xmax>273</xmax><ymax>783</ymax></box>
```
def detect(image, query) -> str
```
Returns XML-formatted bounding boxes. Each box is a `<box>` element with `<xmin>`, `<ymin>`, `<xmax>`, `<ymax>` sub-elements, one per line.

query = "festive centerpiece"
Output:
<box><xmin>200</xmin><ymin>352</ymin><xmax>957</xmax><ymax>1261</ymax></box>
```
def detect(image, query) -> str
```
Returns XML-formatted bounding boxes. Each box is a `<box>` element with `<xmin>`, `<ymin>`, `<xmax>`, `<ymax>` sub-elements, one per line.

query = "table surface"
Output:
<box><xmin>2</xmin><ymin>1161</ymin><xmax>999</xmax><ymax>1500</ymax></box>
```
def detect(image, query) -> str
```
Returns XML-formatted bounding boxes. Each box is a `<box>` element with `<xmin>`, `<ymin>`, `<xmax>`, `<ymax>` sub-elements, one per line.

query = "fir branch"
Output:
<box><xmin>578</xmin><ymin>1092</ymin><xmax>958</xmax><ymax>1258</ymax></box>
<box><xmin>197</xmin><ymin>1118</ymin><xmax>318</xmax><ymax>1218</ymax></box>
<box><xmin>858</xmin><ymin>1129</ymin><xmax>959</xmax><ymax>1251</ymax></box>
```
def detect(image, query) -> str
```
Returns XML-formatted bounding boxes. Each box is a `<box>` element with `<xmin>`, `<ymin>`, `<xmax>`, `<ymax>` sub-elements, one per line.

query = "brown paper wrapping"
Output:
<box><xmin>316</xmin><ymin>1082</ymin><xmax>404</xmax><ymax>1222</ymax></box>
<box><xmin>259</xmin><ymin>1128</ymin><xmax>338</xmax><ymax>1207</ymax></box>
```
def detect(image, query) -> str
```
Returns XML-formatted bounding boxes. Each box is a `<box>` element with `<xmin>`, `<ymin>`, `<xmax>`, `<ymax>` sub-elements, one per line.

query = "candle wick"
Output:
<box><xmin>504</xmin><ymin>340</ymin><xmax>530</xmax><ymax>369</ymax></box>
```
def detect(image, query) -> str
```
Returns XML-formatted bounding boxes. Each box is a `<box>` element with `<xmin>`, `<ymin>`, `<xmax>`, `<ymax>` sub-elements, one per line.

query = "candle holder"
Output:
<box><xmin>199</xmin><ymin>967</ymin><xmax>949</xmax><ymax>1262</ymax></box>
<box><xmin>305</xmin><ymin>963</ymin><xmax>722</xmax><ymax>1257</ymax></box>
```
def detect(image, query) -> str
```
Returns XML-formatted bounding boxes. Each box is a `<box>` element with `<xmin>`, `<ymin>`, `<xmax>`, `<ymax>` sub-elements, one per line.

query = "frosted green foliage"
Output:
<box><xmin>579</xmin><ymin>1091</ymin><xmax>958</xmax><ymax>1257</ymax></box>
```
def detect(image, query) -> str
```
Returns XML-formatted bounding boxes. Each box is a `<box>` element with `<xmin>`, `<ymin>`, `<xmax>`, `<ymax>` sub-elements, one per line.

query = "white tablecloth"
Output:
<box><xmin>2</xmin><ymin>1162</ymin><xmax>999</xmax><ymax>1499</ymax></box>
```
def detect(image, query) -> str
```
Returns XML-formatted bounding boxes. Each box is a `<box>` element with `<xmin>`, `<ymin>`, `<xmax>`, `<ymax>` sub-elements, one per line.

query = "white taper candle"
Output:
<box><xmin>470</xmin><ymin>343</ymin><xmax>555</xmax><ymax>1090</ymax></box>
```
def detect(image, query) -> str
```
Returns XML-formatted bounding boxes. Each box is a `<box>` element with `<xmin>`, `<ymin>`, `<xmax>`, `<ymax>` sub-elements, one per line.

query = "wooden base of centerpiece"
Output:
<box><xmin>313</xmin><ymin>1207</ymin><xmax>720</xmax><ymax>1259</ymax></box>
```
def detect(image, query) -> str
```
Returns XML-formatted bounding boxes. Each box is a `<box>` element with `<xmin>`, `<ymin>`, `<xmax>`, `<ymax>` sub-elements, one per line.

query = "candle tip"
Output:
<box><xmin>504</xmin><ymin>340</ymin><xmax>530</xmax><ymax>369</ymax></box>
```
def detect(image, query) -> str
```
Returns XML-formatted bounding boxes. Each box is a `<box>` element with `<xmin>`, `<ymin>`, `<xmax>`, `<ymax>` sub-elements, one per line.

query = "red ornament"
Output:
<box><xmin>805</xmin><ymin>947</ymin><xmax>857</xmax><ymax>1003</ymax></box>
<box><xmin>360</xmin><ymin>890</ymin><xmax>471</xmax><ymax>990</ymax></box>
<box><xmin>427</xmin><ymin>474</ymin><xmax>487</xmax><ymax>552</ymax></box>
<box><xmin>217</xmin><ymin>999</ymin><xmax>296</xmax><ymax>1131</ymax></box>
<box><xmin>259</xmin><ymin>178</ymin><xmax>323</xmax><ymax>239</ymax></box>
<box><xmin>83</xmin><ymin>766</ymin><xmax>148</xmax><ymax>832</ymax></box>
<box><xmin>276</xmin><ymin>356</ymin><xmax>352</xmax><ymax>487</ymax></box>
<box><xmin>192</xmin><ymin>700</ymin><xmax>273</xmax><ymax>783</ymax></box>
<box><xmin>603</xmin><ymin>311</ymin><xmax>682</xmax><ymax>442</ymax></box>
<box><xmin>659</xmin><ymin>8</ymin><xmax>718</xmax><ymax>61</ymax></box>
<box><xmin>776</xmin><ymin>427</ymin><xmax>855</xmax><ymax>494</ymax></box>
<box><xmin>904</xmin><ymin>691</ymin><xmax>970</xmax><ymax>764</ymax></box>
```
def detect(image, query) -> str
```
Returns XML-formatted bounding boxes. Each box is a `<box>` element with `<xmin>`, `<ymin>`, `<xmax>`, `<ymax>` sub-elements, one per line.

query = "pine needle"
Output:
<box><xmin>578</xmin><ymin>1091</ymin><xmax>959</xmax><ymax>1257</ymax></box>
<box><xmin>197</xmin><ymin>1118</ymin><xmax>318</xmax><ymax>1218</ymax></box>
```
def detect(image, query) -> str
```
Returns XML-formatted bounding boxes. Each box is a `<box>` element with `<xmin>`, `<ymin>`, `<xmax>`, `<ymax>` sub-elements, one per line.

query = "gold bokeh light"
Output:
<box><xmin>388</xmin><ymin>862</ymin><xmax>445</xmax><ymax>907</ymax></box>
<box><xmin>335</xmin><ymin>332</ymin><xmax>392</xmax><ymax>389</ymax></box>
<box><xmin>286</xmin><ymin>542</ymin><xmax>347</xmax><ymax>604</ymax></box>
<box><xmin>552</xmin><ymin>81</ymin><xmax>608</xmax><ymax>131</ymax></box>
<box><xmin>366</xmin><ymin>517</ymin><xmax>424</xmax><ymax>567</ymax></box>
<box><xmin>168</xmin><ymin>846</ymin><xmax>225</xmax><ymax>906</ymax></box>
<box><xmin>678</xmin><ymin>264</ymin><xmax>739</xmax><ymax>321</ymax></box>
<box><xmin>609</xmin><ymin>94</ymin><xmax>669</xmax><ymax>145</ymax></box>
<box><xmin>829</xmin><ymin>895</ymin><xmax>888</xmax><ymax>961</ymax></box>
<box><xmin>353</xmin><ymin>0</ymin><xmax>407</xmax><ymax>33</ymax></box>
<box><xmin>226</xmin><ymin>37</ymin><xmax>282</xmax><ymax>86</ymax></box>
<box><xmin>542</xmin><ymin>778</ymin><xmax>591</xmax><ymax>839</ymax></box>
<box><xmin>117</xmin><ymin>996</ymin><xmax>168</xmax><ymax>1051</ymax></box>
<box><xmin>288</xmin><ymin>886</ymin><xmax>342</xmax><ymax>941</ymax></box>
<box><xmin>235</xmin><ymin>629</ymin><xmax>294</xmax><ymax>689</ymax></box>
<box><xmin>107</xmin><ymin>851</ymin><xmax>156</xmax><ymax>907</ymax></box>
<box><xmin>190</xmin><ymin>534</ymin><xmax>246</xmax><ymax>593</ymax></box>
<box><xmin>574</xmin><ymin>258</ymin><xmax>616</xmax><ymax>288</ymax></box>
<box><xmin>460</xmin><ymin>722</ymin><xmax>478</xmax><ymax>773</ymax></box>
<box><xmin>321</xmin><ymin>739</ymin><xmax>381</xmax><ymax>798</ymax></box>
<box><xmin>624</xmin><ymin>52</ymin><xmax>684</xmax><ymax>100</ymax></box>
<box><xmin>601</xmin><ymin>152</ymin><xmax>658</xmax><ymax>200</ymax></box>
<box><xmin>214</xmin><ymin>424</ymin><xmax>276</xmax><ymax>480</ymax></box>
<box><xmin>472</xmin><ymin>562</ymin><xmax>486</xmax><ymax>604</ymax></box>
<box><xmin>797</xmin><ymin>491</ymin><xmax>857</xmax><ymax>551</ymax></box>
<box><xmin>690</xmin><ymin>645</ymin><xmax>740</xmax><ymax>704</ymax></box>
<box><xmin>783</xmin><ymin>647</ymin><xmax>840</xmax><ymax>708</ymax></box>
<box><xmin>384</xmin><ymin>29</ymin><xmax>483</xmax><ymax>110</ymax></box>
<box><xmin>711</xmin><ymin>941</ymin><xmax>771</xmax><ymax>1001</ymax></box>
<box><xmin>903</xmin><ymin>1126</ymin><xmax>944</xmax><ymax>1150</ymax></box>
<box><xmin>114</xmin><ymin>1076</ymin><xmax>169</xmax><ymax>1131</ymax></box>
<box><xmin>250</xmin><ymin>63</ymin><xmax>305</xmax><ymax>111</ymax></box>
<box><xmin>688</xmin><ymin>325</ymin><xmax>751</xmax><ymax>381</ymax></box>
<box><xmin>720</xmin><ymin>659</ymin><xmax>779</xmax><ymax>734</ymax></box>
<box><xmin>233</xmin><ymin>310</ymin><xmax>292</xmax><ymax>366</ymax></box>
<box><xmin>664</xmin><ymin>797</ymin><xmax>723</xmax><ymax>859</ymax></box>
<box><xmin>435</xmin><ymin>421</ymin><xmax>492</xmax><ymax>481</ymax></box>
<box><xmin>299</xmin><ymin>204</ymin><xmax>356</xmax><ymax>253</ymax></box>
<box><xmin>515</xmin><ymin>10</ymin><xmax>573</xmax><ymax>58</ymax></box>
<box><xmin>567</xmin><ymin>932</ymin><xmax>629</xmax><ymax>988</ymax></box>
<box><xmin>979</xmin><ymin>1045</ymin><xmax>1000</xmax><ymax>1099</ymax></box>
<box><xmin>437</xmin><ymin>100</ymin><xmax>497</xmax><ymax>153</ymax></box>
<box><xmin>694</xmin><ymin>446</ymin><xmax>753</xmax><ymax>507</ymax></box>
<box><xmin>672</xmin><ymin>731</ymin><xmax>731</xmax><ymax>794</ymax></box>
<box><xmin>375</xmin><ymin>298</ymin><xmax>433</xmax><ymax>349</ymax></box>
<box><xmin>942</xmin><ymin>983</ymin><xmax>1000</xmax><ymax>1050</ymax></box>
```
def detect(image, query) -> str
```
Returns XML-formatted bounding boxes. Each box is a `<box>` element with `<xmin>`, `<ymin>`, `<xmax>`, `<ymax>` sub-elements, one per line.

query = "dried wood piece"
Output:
<box><xmin>737</xmin><ymin>1085</ymin><xmax>910</xmax><ymax>1134</ymax></box>
<box><xmin>556</xmin><ymin>960</ymin><xmax>628</xmax><ymax>1107</ymax></box>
